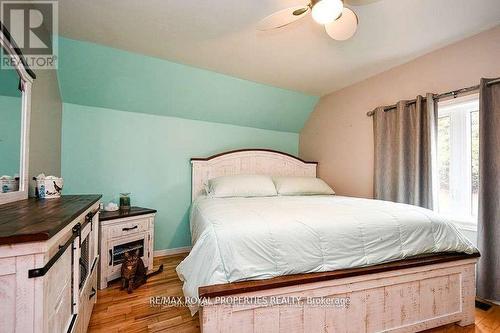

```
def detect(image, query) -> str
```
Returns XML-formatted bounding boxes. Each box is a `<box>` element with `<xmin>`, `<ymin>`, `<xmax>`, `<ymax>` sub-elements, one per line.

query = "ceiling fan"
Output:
<box><xmin>257</xmin><ymin>0</ymin><xmax>382</xmax><ymax>41</ymax></box>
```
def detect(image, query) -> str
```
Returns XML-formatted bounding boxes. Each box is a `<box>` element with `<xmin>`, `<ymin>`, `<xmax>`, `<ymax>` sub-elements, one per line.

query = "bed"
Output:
<box><xmin>177</xmin><ymin>149</ymin><xmax>479</xmax><ymax>333</ymax></box>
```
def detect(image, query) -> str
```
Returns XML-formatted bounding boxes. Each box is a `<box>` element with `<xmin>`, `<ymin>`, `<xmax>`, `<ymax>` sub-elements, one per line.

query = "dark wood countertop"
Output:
<box><xmin>99</xmin><ymin>206</ymin><xmax>157</xmax><ymax>222</ymax></box>
<box><xmin>0</xmin><ymin>195</ymin><xmax>102</xmax><ymax>245</ymax></box>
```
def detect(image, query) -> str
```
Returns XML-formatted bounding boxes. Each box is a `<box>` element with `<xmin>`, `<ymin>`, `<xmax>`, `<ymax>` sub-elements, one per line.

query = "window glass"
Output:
<box><xmin>438</xmin><ymin>116</ymin><xmax>451</xmax><ymax>214</ymax></box>
<box><xmin>436</xmin><ymin>95</ymin><xmax>479</xmax><ymax>225</ymax></box>
<box><xmin>471</xmin><ymin>111</ymin><xmax>479</xmax><ymax>216</ymax></box>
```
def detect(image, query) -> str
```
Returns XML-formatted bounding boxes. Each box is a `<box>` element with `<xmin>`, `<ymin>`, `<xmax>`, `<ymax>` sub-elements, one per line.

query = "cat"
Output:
<box><xmin>120</xmin><ymin>249</ymin><xmax>164</xmax><ymax>293</ymax></box>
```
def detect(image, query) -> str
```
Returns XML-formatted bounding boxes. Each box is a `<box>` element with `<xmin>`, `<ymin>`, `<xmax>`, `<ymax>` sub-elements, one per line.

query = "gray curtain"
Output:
<box><xmin>477</xmin><ymin>78</ymin><xmax>500</xmax><ymax>301</ymax></box>
<box><xmin>373</xmin><ymin>94</ymin><xmax>436</xmax><ymax>209</ymax></box>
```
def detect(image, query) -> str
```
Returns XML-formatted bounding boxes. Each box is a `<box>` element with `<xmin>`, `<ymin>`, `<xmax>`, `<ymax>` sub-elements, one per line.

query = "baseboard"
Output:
<box><xmin>154</xmin><ymin>246</ymin><xmax>191</xmax><ymax>257</ymax></box>
<box><xmin>484</xmin><ymin>298</ymin><xmax>500</xmax><ymax>306</ymax></box>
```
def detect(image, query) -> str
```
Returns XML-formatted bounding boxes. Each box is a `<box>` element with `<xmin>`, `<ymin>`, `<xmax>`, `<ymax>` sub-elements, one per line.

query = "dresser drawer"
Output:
<box><xmin>107</xmin><ymin>217</ymin><xmax>150</xmax><ymax>238</ymax></box>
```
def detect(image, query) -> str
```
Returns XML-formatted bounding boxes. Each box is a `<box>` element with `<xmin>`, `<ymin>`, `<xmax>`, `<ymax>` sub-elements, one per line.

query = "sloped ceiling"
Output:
<box><xmin>57</xmin><ymin>37</ymin><xmax>318</xmax><ymax>133</ymax></box>
<box><xmin>57</xmin><ymin>0</ymin><xmax>500</xmax><ymax>96</ymax></box>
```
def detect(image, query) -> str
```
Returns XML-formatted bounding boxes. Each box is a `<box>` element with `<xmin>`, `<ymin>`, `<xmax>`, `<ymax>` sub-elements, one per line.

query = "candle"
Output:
<box><xmin>119</xmin><ymin>193</ymin><xmax>131</xmax><ymax>211</ymax></box>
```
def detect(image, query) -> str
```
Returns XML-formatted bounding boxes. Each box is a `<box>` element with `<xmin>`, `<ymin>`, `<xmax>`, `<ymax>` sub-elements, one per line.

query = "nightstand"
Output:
<box><xmin>98</xmin><ymin>206</ymin><xmax>157</xmax><ymax>289</ymax></box>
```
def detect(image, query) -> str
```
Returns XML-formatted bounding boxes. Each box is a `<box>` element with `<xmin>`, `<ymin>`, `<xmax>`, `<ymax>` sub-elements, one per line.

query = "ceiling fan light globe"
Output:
<box><xmin>311</xmin><ymin>0</ymin><xmax>344</xmax><ymax>25</ymax></box>
<box><xmin>325</xmin><ymin>7</ymin><xmax>358</xmax><ymax>40</ymax></box>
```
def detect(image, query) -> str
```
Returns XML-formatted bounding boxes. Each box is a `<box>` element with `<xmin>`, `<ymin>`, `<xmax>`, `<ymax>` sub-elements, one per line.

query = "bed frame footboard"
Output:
<box><xmin>199</xmin><ymin>257</ymin><xmax>477</xmax><ymax>333</ymax></box>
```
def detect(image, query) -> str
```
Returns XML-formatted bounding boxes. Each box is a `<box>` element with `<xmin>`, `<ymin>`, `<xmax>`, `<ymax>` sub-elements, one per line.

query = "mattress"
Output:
<box><xmin>176</xmin><ymin>195</ymin><xmax>477</xmax><ymax>314</ymax></box>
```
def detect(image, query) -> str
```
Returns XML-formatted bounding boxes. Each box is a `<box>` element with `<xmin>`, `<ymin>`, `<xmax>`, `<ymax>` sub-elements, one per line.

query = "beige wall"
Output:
<box><xmin>26</xmin><ymin>2</ymin><xmax>63</xmax><ymax>191</ymax></box>
<box><xmin>29</xmin><ymin>68</ymin><xmax>62</xmax><ymax>186</ymax></box>
<box><xmin>300</xmin><ymin>25</ymin><xmax>500</xmax><ymax>198</ymax></box>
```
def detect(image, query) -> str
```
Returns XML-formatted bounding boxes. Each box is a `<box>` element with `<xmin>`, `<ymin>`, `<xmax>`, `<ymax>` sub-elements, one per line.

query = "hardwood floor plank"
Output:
<box><xmin>89</xmin><ymin>253</ymin><xmax>499</xmax><ymax>333</ymax></box>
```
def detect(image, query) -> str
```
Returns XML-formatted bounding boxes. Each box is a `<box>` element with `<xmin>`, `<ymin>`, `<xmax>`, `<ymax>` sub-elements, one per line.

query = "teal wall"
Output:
<box><xmin>62</xmin><ymin>103</ymin><xmax>299</xmax><ymax>249</ymax></box>
<box><xmin>0</xmin><ymin>69</ymin><xmax>22</xmax><ymax>176</ymax></box>
<box><xmin>0</xmin><ymin>95</ymin><xmax>22</xmax><ymax>177</ymax></box>
<box><xmin>0</xmin><ymin>69</ymin><xmax>22</xmax><ymax>97</ymax></box>
<box><xmin>58</xmin><ymin>37</ymin><xmax>317</xmax><ymax>250</ymax></box>
<box><xmin>58</xmin><ymin>37</ymin><xmax>319</xmax><ymax>133</ymax></box>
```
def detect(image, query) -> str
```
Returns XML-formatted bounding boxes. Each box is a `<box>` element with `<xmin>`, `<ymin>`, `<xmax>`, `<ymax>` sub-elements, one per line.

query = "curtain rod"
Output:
<box><xmin>366</xmin><ymin>77</ymin><xmax>500</xmax><ymax>117</ymax></box>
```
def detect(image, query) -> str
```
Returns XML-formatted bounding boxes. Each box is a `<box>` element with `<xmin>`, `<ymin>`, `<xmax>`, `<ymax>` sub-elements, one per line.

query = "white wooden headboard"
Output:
<box><xmin>191</xmin><ymin>149</ymin><xmax>318</xmax><ymax>201</ymax></box>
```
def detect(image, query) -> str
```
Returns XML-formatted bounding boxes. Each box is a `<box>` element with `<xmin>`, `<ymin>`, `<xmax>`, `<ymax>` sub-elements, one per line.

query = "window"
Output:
<box><xmin>436</xmin><ymin>94</ymin><xmax>479</xmax><ymax>226</ymax></box>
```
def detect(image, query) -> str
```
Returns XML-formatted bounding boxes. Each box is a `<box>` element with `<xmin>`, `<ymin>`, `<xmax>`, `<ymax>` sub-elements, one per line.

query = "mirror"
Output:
<box><xmin>0</xmin><ymin>23</ymin><xmax>34</xmax><ymax>205</ymax></box>
<box><xmin>0</xmin><ymin>54</ymin><xmax>22</xmax><ymax>193</ymax></box>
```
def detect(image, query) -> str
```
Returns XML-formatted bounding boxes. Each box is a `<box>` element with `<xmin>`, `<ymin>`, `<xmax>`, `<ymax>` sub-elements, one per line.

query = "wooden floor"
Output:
<box><xmin>89</xmin><ymin>254</ymin><xmax>500</xmax><ymax>333</ymax></box>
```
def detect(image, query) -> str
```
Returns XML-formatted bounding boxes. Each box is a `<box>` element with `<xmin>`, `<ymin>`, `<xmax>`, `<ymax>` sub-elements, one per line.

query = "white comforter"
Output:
<box><xmin>176</xmin><ymin>195</ymin><xmax>477</xmax><ymax>314</ymax></box>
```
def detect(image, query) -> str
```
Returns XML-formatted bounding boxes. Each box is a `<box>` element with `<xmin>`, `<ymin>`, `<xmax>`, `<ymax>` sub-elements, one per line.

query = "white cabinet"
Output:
<box><xmin>46</xmin><ymin>246</ymin><xmax>73</xmax><ymax>333</ymax></box>
<box><xmin>74</xmin><ymin>212</ymin><xmax>99</xmax><ymax>333</ymax></box>
<box><xmin>0</xmin><ymin>198</ymin><xmax>100</xmax><ymax>333</ymax></box>
<box><xmin>98</xmin><ymin>210</ymin><xmax>155</xmax><ymax>289</ymax></box>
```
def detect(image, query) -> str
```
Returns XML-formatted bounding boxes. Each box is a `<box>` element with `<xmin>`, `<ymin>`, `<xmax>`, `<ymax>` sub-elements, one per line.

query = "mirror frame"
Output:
<box><xmin>0</xmin><ymin>24</ymin><xmax>35</xmax><ymax>204</ymax></box>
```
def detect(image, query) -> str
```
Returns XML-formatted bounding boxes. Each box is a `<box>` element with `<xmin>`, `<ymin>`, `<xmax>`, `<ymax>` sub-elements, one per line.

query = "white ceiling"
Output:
<box><xmin>57</xmin><ymin>0</ymin><xmax>500</xmax><ymax>96</ymax></box>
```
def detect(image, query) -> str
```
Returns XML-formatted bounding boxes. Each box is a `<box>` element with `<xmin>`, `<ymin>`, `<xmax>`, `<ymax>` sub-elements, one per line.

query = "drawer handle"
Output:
<box><xmin>89</xmin><ymin>287</ymin><xmax>96</xmax><ymax>300</ymax></box>
<box><xmin>122</xmin><ymin>225</ymin><xmax>138</xmax><ymax>231</ymax></box>
<box><xmin>109</xmin><ymin>249</ymin><xmax>113</xmax><ymax>266</ymax></box>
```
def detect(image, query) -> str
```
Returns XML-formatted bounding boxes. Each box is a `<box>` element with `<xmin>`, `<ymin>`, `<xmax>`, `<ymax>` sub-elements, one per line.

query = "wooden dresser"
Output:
<box><xmin>0</xmin><ymin>195</ymin><xmax>102</xmax><ymax>333</ymax></box>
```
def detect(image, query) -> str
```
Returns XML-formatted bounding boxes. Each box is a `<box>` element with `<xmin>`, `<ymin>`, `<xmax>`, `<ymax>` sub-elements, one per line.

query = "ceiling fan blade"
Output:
<box><xmin>256</xmin><ymin>6</ymin><xmax>310</xmax><ymax>31</ymax></box>
<box><xmin>325</xmin><ymin>7</ymin><xmax>358</xmax><ymax>40</ymax></box>
<box><xmin>344</xmin><ymin>0</ymin><xmax>382</xmax><ymax>5</ymax></box>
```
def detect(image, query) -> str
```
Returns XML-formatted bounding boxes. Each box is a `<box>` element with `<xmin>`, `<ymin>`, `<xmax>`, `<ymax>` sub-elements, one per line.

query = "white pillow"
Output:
<box><xmin>207</xmin><ymin>175</ymin><xmax>278</xmax><ymax>198</ymax></box>
<box><xmin>273</xmin><ymin>176</ymin><xmax>335</xmax><ymax>196</ymax></box>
